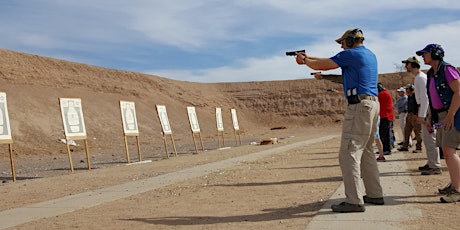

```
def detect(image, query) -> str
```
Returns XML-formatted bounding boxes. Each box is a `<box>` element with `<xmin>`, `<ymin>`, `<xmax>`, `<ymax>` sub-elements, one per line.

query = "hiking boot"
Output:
<box><xmin>363</xmin><ymin>195</ymin><xmax>384</xmax><ymax>205</ymax></box>
<box><xmin>440</xmin><ymin>189</ymin><xmax>460</xmax><ymax>203</ymax></box>
<box><xmin>412</xmin><ymin>149</ymin><xmax>422</xmax><ymax>153</ymax></box>
<box><xmin>331</xmin><ymin>202</ymin><xmax>365</xmax><ymax>213</ymax></box>
<box><xmin>376</xmin><ymin>156</ymin><xmax>386</xmax><ymax>162</ymax></box>
<box><xmin>397</xmin><ymin>147</ymin><xmax>409</xmax><ymax>151</ymax></box>
<box><xmin>421</xmin><ymin>167</ymin><xmax>442</xmax><ymax>175</ymax></box>
<box><xmin>438</xmin><ymin>183</ymin><xmax>455</xmax><ymax>195</ymax></box>
<box><xmin>418</xmin><ymin>165</ymin><xmax>429</xmax><ymax>171</ymax></box>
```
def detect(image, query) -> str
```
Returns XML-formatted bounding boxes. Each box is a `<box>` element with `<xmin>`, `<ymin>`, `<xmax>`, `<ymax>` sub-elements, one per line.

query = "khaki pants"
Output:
<box><xmin>403</xmin><ymin>114</ymin><xmax>422</xmax><ymax>149</ymax></box>
<box><xmin>339</xmin><ymin>99</ymin><xmax>383</xmax><ymax>205</ymax></box>
<box><xmin>399</xmin><ymin>112</ymin><xmax>412</xmax><ymax>146</ymax></box>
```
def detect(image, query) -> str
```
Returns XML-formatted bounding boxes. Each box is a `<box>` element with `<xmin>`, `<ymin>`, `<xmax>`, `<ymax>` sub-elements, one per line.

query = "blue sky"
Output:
<box><xmin>1</xmin><ymin>1</ymin><xmax>460</xmax><ymax>83</ymax></box>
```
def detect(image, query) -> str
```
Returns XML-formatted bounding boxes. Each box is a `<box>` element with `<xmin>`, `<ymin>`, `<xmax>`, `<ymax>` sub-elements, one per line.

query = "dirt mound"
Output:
<box><xmin>0</xmin><ymin>48</ymin><xmax>415</xmax><ymax>156</ymax></box>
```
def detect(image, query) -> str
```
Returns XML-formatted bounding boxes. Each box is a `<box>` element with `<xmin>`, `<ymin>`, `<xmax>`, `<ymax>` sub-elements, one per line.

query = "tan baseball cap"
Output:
<box><xmin>335</xmin><ymin>28</ymin><xmax>363</xmax><ymax>44</ymax></box>
<box><xmin>401</xmin><ymin>56</ymin><xmax>420</xmax><ymax>64</ymax></box>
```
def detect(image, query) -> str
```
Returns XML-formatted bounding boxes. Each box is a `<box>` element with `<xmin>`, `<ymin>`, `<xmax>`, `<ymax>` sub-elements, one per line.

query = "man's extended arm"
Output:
<box><xmin>311</xmin><ymin>72</ymin><xmax>342</xmax><ymax>84</ymax></box>
<box><xmin>296</xmin><ymin>53</ymin><xmax>339</xmax><ymax>71</ymax></box>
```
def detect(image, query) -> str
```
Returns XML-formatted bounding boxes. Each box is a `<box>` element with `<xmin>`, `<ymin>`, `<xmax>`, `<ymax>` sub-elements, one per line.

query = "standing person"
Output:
<box><xmin>377</xmin><ymin>82</ymin><xmax>395</xmax><ymax>155</ymax></box>
<box><xmin>394</xmin><ymin>87</ymin><xmax>412</xmax><ymax>147</ymax></box>
<box><xmin>376</xmin><ymin>118</ymin><xmax>386</xmax><ymax>162</ymax></box>
<box><xmin>294</xmin><ymin>28</ymin><xmax>383</xmax><ymax>212</ymax></box>
<box><xmin>398</xmin><ymin>85</ymin><xmax>423</xmax><ymax>153</ymax></box>
<box><xmin>402</xmin><ymin>56</ymin><xmax>442</xmax><ymax>175</ymax></box>
<box><xmin>416</xmin><ymin>44</ymin><xmax>460</xmax><ymax>202</ymax></box>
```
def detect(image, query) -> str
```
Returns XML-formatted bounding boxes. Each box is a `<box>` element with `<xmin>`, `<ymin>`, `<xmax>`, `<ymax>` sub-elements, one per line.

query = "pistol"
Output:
<box><xmin>285</xmin><ymin>50</ymin><xmax>305</xmax><ymax>56</ymax></box>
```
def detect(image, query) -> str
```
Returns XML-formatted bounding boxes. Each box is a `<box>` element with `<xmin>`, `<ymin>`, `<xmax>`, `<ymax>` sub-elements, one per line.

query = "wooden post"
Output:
<box><xmin>162</xmin><ymin>134</ymin><xmax>170</xmax><ymax>158</ymax></box>
<box><xmin>198</xmin><ymin>132</ymin><xmax>204</xmax><ymax>151</ymax></box>
<box><xmin>136</xmin><ymin>136</ymin><xmax>141</xmax><ymax>161</ymax></box>
<box><xmin>233</xmin><ymin>129</ymin><xmax>241</xmax><ymax>146</ymax></box>
<box><xmin>66</xmin><ymin>141</ymin><xmax>74</xmax><ymax>172</ymax></box>
<box><xmin>187</xmin><ymin>106</ymin><xmax>204</xmax><ymax>154</ymax></box>
<box><xmin>8</xmin><ymin>144</ymin><xmax>16</xmax><ymax>182</ymax></box>
<box><xmin>124</xmin><ymin>136</ymin><xmax>131</xmax><ymax>163</ymax></box>
<box><xmin>170</xmin><ymin>134</ymin><xmax>178</xmax><ymax>156</ymax></box>
<box><xmin>59</xmin><ymin>98</ymin><xmax>90</xmax><ymax>172</ymax></box>
<box><xmin>192</xmin><ymin>132</ymin><xmax>199</xmax><ymax>154</ymax></box>
<box><xmin>156</xmin><ymin>105</ymin><xmax>177</xmax><ymax>158</ymax></box>
<box><xmin>0</xmin><ymin>92</ymin><xmax>16</xmax><ymax>181</ymax></box>
<box><xmin>120</xmin><ymin>101</ymin><xmax>141</xmax><ymax>162</ymax></box>
<box><xmin>84</xmin><ymin>139</ymin><xmax>91</xmax><ymax>170</ymax></box>
<box><xmin>217</xmin><ymin>130</ymin><xmax>225</xmax><ymax>148</ymax></box>
<box><xmin>215</xmin><ymin>107</ymin><xmax>225</xmax><ymax>148</ymax></box>
<box><xmin>230</xmin><ymin>108</ymin><xmax>241</xmax><ymax>146</ymax></box>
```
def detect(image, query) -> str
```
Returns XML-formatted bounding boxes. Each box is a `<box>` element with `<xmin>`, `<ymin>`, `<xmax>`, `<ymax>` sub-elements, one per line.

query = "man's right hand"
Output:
<box><xmin>295</xmin><ymin>52</ymin><xmax>307</xmax><ymax>65</ymax></box>
<box><xmin>312</xmin><ymin>72</ymin><xmax>322</xmax><ymax>80</ymax></box>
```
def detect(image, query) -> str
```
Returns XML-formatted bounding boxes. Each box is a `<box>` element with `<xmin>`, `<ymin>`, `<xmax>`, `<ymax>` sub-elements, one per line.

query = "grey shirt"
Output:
<box><xmin>394</xmin><ymin>95</ymin><xmax>408</xmax><ymax>114</ymax></box>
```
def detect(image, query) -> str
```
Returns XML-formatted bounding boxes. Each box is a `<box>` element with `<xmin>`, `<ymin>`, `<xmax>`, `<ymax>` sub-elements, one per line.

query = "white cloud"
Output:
<box><xmin>152</xmin><ymin>56</ymin><xmax>308</xmax><ymax>83</ymax></box>
<box><xmin>151</xmin><ymin>20</ymin><xmax>460</xmax><ymax>82</ymax></box>
<box><xmin>1</xmin><ymin>1</ymin><xmax>460</xmax><ymax>82</ymax></box>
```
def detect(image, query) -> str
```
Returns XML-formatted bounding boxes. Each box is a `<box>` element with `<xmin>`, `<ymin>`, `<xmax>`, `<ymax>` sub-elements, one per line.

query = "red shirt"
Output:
<box><xmin>378</xmin><ymin>89</ymin><xmax>394</xmax><ymax>121</ymax></box>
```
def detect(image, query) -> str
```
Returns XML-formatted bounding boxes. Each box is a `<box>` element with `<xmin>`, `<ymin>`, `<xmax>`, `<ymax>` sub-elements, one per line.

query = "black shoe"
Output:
<box><xmin>421</xmin><ymin>167</ymin><xmax>442</xmax><ymax>175</ymax></box>
<box><xmin>397</xmin><ymin>147</ymin><xmax>409</xmax><ymax>151</ymax></box>
<box><xmin>418</xmin><ymin>165</ymin><xmax>429</xmax><ymax>171</ymax></box>
<box><xmin>331</xmin><ymin>202</ymin><xmax>365</xmax><ymax>213</ymax></box>
<box><xmin>412</xmin><ymin>149</ymin><xmax>422</xmax><ymax>153</ymax></box>
<box><xmin>439</xmin><ymin>183</ymin><xmax>455</xmax><ymax>195</ymax></box>
<box><xmin>397</xmin><ymin>141</ymin><xmax>403</xmax><ymax>145</ymax></box>
<box><xmin>363</xmin><ymin>195</ymin><xmax>384</xmax><ymax>205</ymax></box>
<box><xmin>440</xmin><ymin>189</ymin><xmax>460</xmax><ymax>203</ymax></box>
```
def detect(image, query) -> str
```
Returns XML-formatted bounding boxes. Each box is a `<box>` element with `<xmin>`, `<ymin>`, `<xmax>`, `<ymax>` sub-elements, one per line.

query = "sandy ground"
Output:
<box><xmin>0</xmin><ymin>126</ymin><xmax>459</xmax><ymax>229</ymax></box>
<box><xmin>1</xmin><ymin>48</ymin><xmax>460</xmax><ymax>229</ymax></box>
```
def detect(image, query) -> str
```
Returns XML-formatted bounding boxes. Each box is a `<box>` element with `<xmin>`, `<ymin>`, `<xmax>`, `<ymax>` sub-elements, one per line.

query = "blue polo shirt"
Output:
<box><xmin>330</xmin><ymin>46</ymin><xmax>378</xmax><ymax>98</ymax></box>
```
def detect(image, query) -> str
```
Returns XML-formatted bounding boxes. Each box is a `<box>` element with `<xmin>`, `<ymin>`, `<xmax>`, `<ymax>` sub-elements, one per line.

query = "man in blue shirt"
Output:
<box><xmin>294</xmin><ymin>28</ymin><xmax>383</xmax><ymax>212</ymax></box>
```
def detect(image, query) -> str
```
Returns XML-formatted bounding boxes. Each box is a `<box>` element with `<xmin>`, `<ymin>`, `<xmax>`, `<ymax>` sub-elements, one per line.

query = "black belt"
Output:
<box><xmin>433</xmin><ymin>108</ymin><xmax>446</xmax><ymax>113</ymax></box>
<box><xmin>400</xmin><ymin>110</ymin><xmax>407</xmax><ymax>113</ymax></box>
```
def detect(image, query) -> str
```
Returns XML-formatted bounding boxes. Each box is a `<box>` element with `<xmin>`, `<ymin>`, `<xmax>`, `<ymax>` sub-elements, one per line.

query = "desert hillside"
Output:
<box><xmin>0</xmin><ymin>49</ymin><xmax>416</xmax><ymax>156</ymax></box>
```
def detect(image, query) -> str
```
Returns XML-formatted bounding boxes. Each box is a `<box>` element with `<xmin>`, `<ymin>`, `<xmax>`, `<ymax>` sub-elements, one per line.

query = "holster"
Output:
<box><xmin>347</xmin><ymin>94</ymin><xmax>361</xmax><ymax>105</ymax></box>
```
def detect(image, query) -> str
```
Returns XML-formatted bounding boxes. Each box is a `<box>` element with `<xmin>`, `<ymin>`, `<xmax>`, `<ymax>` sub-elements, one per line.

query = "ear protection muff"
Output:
<box><xmin>406</xmin><ymin>84</ymin><xmax>414</xmax><ymax>91</ymax></box>
<box><xmin>345</xmin><ymin>28</ymin><xmax>362</xmax><ymax>48</ymax></box>
<box><xmin>377</xmin><ymin>82</ymin><xmax>384</xmax><ymax>92</ymax></box>
<box><xmin>430</xmin><ymin>44</ymin><xmax>444</xmax><ymax>60</ymax></box>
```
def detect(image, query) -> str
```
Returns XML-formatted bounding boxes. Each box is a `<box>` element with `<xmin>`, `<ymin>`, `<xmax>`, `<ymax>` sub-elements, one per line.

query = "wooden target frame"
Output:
<box><xmin>120</xmin><ymin>101</ymin><xmax>141</xmax><ymax>163</ymax></box>
<box><xmin>215</xmin><ymin>107</ymin><xmax>225</xmax><ymax>148</ymax></box>
<box><xmin>231</xmin><ymin>108</ymin><xmax>242</xmax><ymax>145</ymax></box>
<box><xmin>187</xmin><ymin>106</ymin><xmax>204</xmax><ymax>154</ymax></box>
<box><xmin>0</xmin><ymin>92</ymin><xmax>16</xmax><ymax>181</ymax></box>
<box><xmin>156</xmin><ymin>105</ymin><xmax>177</xmax><ymax>158</ymax></box>
<box><xmin>59</xmin><ymin>98</ymin><xmax>91</xmax><ymax>172</ymax></box>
